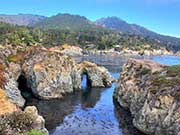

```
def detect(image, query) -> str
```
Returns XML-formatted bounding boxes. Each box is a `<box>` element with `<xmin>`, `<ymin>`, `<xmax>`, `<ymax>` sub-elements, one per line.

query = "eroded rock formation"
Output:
<box><xmin>0</xmin><ymin>45</ymin><xmax>113</xmax><ymax>134</ymax></box>
<box><xmin>0</xmin><ymin>106</ymin><xmax>48</xmax><ymax>135</ymax></box>
<box><xmin>22</xmin><ymin>51</ymin><xmax>81</xmax><ymax>99</ymax></box>
<box><xmin>78</xmin><ymin>61</ymin><xmax>114</xmax><ymax>87</ymax></box>
<box><xmin>114</xmin><ymin>59</ymin><xmax>180</xmax><ymax>135</ymax></box>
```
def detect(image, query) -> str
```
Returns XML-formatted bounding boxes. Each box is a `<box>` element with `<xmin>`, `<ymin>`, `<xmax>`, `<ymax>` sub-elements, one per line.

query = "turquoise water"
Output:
<box><xmin>27</xmin><ymin>55</ymin><xmax>180</xmax><ymax>135</ymax></box>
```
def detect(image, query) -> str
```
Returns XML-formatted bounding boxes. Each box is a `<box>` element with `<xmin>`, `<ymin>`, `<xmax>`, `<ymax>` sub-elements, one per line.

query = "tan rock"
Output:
<box><xmin>78</xmin><ymin>61</ymin><xmax>114</xmax><ymax>87</ymax></box>
<box><xmin>114</xmin><ymin>59</ymin><xmax>180</xmax><ymax>135</ymax></box>
<box><xmin>0</xmin><ymin>88</ymin><xmax>18</xmax><ymax>115</ymax></box>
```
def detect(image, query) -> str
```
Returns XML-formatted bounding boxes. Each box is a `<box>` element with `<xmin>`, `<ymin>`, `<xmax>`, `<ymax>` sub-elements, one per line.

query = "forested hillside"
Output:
<box><xmin>0</xmin><ymin>22</ymin><xmax>167</xmax><ymax>51</ymax></box>
<box><xmin>96</xmin><ymin>17</ymin><xmax>180</xmax><ymax>51</ymax></box>
<box><xmin>0</xmin><ymin>13</ymin><xmax>179</xmax><ymax>51</ymax></box>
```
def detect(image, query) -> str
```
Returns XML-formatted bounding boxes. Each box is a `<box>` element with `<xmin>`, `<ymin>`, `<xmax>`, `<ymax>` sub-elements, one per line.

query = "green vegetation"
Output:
<box><xmin>0</xmin><ymin>18</ymin><xmax>177</xmax><ymax>51</ymax></box>
<box><xmin>151</xmin><ymin>65</ymin><xmax>180</xmax><ymax>89</ymax></box>
<box><xmin>25</xmin><ymin>130</ymin><xmax>46</xmax><ymax>135</ymax></box>
<box><xmin>7</xmin><ymin>54</ymin><xmax>24</xmax><ymax>63</ymax></box>
<box><xmin>166</xmin><ymin>65</ymin><xmax>180</xmax><ymax>77</ymax></box>
<box><xmin>33</xmin><ymin>13</ymin><xmax>101</xmax><ymax>31</ymax></box>
<box><xmin>139</xmin><ymin>67</ymin><xmax>151</xmax><ymax>75</ymax></box>
<box><xmin>0</xmin><ymin>111</ymin><xmax>34</xmax><ymax>134</ymax></box>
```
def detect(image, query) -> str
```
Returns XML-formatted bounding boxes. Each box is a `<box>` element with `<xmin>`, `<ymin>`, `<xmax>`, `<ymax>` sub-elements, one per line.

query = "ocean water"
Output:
<box><xmin>27</xmin><ymin>55</ymin><xmax>180</xmax><ymax>135</ymax></box>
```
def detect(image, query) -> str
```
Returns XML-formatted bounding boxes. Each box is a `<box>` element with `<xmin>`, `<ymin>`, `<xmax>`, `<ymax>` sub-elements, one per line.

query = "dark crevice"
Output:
<box><xmin>81</xmin><ymin>72</ymin><xmax>92</xmax><ymax>90</ymax></box>
<box><xmin>17</xmin><ymin>74</ymin><xmax>35</xmax><ymax>102</ymax></box>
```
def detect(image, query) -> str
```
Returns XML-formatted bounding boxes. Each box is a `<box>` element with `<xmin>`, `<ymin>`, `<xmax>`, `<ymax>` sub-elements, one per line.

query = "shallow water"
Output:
<box><xmin>27</xmin><ymin>55</ymin><xmax>180</xmax><ymax>135</ymax></box>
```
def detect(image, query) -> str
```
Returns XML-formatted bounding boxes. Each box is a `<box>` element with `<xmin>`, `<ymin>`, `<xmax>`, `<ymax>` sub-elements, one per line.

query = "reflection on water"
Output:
<box><xmin>26</xmin><ymin>55</ymin><xmax>180</xmax><ymax>135</ymax></box>
<box><xmin>50</xmin><ymin>73</ymin><xmax>121</xmax><ymax>135</ymax></box>
<box><xmin>27</xmin><ymin>86</ymin><xmax>103</xmax><ymax>131</ymax></box>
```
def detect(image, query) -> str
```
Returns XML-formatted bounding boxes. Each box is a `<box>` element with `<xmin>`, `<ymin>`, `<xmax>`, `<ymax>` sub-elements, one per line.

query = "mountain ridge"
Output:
<box><xmin>0</xmin><ymin>13</ymin><xmax>179</xmax><ymax>51</ymax></box>
<box><xmin>96</xmin><ymin>17</ymin><xmax>180</xmax><ymax>50</ymax></box>
<box><xmin>33</xmin><ymin>13</ymin><xmax>103</xmax><ymax>31</ymax></box>
<box><xmin>0</xmin><ymin>14</ymin><xmax>47</xmax><ymax>26</ymax></box>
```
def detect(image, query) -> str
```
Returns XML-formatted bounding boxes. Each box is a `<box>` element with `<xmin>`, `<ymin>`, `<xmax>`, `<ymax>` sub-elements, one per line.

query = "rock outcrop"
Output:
<box><xmin>48</xmin><ymin>44</ymin><xmax>83</xmax><ymax>56</ymax></box>
<box><xmin>1</xmin><ymin>45</ymin><xmax>113</xmax><ymax>101</ymax></box>
<box><xmin>24</xmin><ymin>106</ymin><xmax>48</xmax><ymax>134</ymax></box>
<box><xmin>83</xmin><ymin>47</ymin><xmax>173</xmax><ymax>56</ymax></box>
<box><xmin>0</xmin><ymin>106</ymin><xmax>48</xmax><ymax>135</ymax></box>
<box><xmin>22</xmin><ymin>50</ymin><xmax>81</xmax><ymax>99</ymax></box>
<box><xmin>0</xmin><ymin>88</ymin><xmax>18</xmax><ymax>115</ymax></box>
<box><xmin>176</xmin><ymin>51</ymin><xmax>180</xmax><ymax>56</ymax></box>
<box><xmin>4</xmin><ymin>63</ymin><xmax>25</xmax><ymax>107</ymax></box>
<box><xmin>0</xmin><ymin>44</ymin><xmax>114</xmax><ymax>134</ymax></box>
<box><xmin>114</xmin><ymin>59</ymin><xmax>180</xmax><ymax>135</ymax></box>
<box><xmin>0</xmin><ymin>46</ymin><xmax>48</xmax><ymax>134</ymax></box>
<box><xmin>78</xmin><ymin>61</ymin><xmax>114</xmax><ymax>87</ymax></box>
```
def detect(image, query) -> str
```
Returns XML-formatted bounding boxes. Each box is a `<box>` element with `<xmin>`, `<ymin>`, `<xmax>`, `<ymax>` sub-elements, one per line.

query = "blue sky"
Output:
<box><xmin>0</xmin><ymin>0</ymin><xmax>180</xmax><ymax>37</ymax></box>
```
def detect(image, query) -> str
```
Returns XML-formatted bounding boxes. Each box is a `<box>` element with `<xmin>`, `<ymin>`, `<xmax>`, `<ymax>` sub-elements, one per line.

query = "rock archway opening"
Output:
<box><xmin>17</xmin><ymin>74</ymin><xmax>34</xmax><ymax>101</ymax></box>
<box><xmin>81</xmin><ymin>72</ymin><xmax>92</xmax><ymax>90</ymax></box>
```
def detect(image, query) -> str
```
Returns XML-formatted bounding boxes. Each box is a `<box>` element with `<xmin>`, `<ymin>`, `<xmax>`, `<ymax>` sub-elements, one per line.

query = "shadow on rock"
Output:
<box><xmin>113</xmin><ymin>100</ymin><xmax>147</xmax><ymax>135</ymax></box>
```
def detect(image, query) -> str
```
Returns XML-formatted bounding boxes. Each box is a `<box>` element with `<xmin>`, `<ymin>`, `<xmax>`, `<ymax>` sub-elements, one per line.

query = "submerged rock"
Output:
<box><xmin>114</xmin><ymin>59</ymin><xmax>180</xmax><ymax>135</ymax></box>
<box><xmin>78</xmin><ymin>61</ymin><xmax>114</xmax><ymax>87</ymax></box>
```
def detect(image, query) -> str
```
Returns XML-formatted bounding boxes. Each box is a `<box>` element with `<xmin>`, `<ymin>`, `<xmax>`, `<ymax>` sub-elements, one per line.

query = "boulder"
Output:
<box><xmin>0</xmin><ymin>106</ymin><xmax>48</xmax><ymax>135</ymax></box>
<box><xmin>114</xmin><ymin>59</ymin><xmax>180</xmax><ymax>135</ymax></box>
<box><xmin>22</xmin><ymin>51</ymin><xmax>81</xmax><ymax>99</ymax></box>
<box><xmin>78</xmin><ymin>61</ymin><xmax>114</xmax><ymax>87</ymax></box>
<box><xmin>24</xmin><ymin>106</ymin><xmax>48</xmax><ymax>134</ymax></box>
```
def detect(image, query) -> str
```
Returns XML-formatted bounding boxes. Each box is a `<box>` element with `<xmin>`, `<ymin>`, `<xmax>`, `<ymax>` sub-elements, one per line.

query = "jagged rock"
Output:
<box><xmin>0</xmin><ymin>106</ymin><xmax>48</xmax><ymax>135</ymax></box>
<box><xmin>83</xmin><ymin>47</ymin><xmax>173</xmax><ymax>56</ymax></box>
<box><xmin>78</xmin><ymin>61</ymin><xmax>114</xmax><ymax>87</ymax></box>
<box><xmin>22</xmin><ymin>51</ymin><xmax>81</xmax><ymax>99</ymax></box>
<box><xmin>176</xmin><ymin>51</ymin><xmax>180</xmax><ymax>56</ymax></box>
<box><xmin>24</xmin><ymin>106</ymin><xmax>48</xmax><ymax>134</ymax></box>
<box><xmin>60</xmin><ymin>45</ymin><xmax>83</xmax><ymax>56</ymax></box>
<box><xmin>0</xmin><ymin>50</ymin><xmax>25</xmax><ymax>107</ymax></box>
<box><xmin>4</xmin><ymin>63</ymin><xmax>25</xmax><ymax>107</ymax></box>
<box><xmin>114</xmin><ymin>59</ymin><xmax>180</xmax><ymax>135</ymax></box>
<box><xmin>1</xmin><ymin>45</ymin><xmax>113</xmax><ymax>101</ymax></box>
<box><xmin>0</xmin><ymin>88</ymin><xmax>18</xmax><ymax>115</ymax></box>
<box><xmin>49</xmin><ymin>44</ymin><xmax>83</xmax><ymax>56</ymax></box>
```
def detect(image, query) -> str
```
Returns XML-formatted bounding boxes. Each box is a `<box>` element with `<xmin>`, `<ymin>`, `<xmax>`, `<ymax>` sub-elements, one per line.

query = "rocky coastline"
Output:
<box><xmin>83</xmin><ymin>47</ymin><xmax>173</xmax><ymax>56</ymax></box>
<box><xmin>113</xmin><ymin>59</ymin><xmax>180</xmax><ymax>135</ymax></box>
<box><xmin>0</xmin><ymin>45</ymin><xmax>114</xmax><ymax>135</ymax></box>
<box><xmin>36</xmin><ymin>44</ymin><xmax>174</xmax><ymax>57</ymax></box>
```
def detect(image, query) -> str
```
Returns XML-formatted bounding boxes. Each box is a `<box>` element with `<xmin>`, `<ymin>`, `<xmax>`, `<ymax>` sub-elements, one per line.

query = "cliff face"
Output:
<box><xmin>114</xmin><ymin>59</ymin><xmax>180</xmax><ymax>135</ymax></box>
<box><xmin>0</xmin><ymin>45</ymin><xmax>113</xmax><ymax>101</ymax></box>
<box><xmin>22</xmin><ymin>50</ymin><xmax>82</xmax><ymax>99</ymax></box>
<box><xmin>0</xmin><ymin>45</ymin><xmax>114</xmax><ymax>134</ymax></box>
